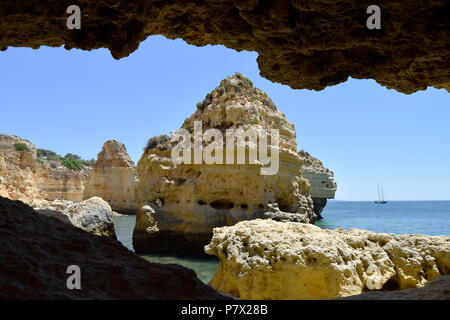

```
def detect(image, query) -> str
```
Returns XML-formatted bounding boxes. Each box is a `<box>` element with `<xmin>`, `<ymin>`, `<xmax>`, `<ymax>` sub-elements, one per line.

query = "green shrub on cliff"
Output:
<box><xmin>60</xmin><ymin>158</ymin><xmax>84</xmax><ymax>171</ymax></box>
<box><xmin>14</xmin><ymin>143</ymin><xmax>29</xmax><ymax>152</ymax></box>
<box><xmin>37</xmin><ymin>149</ymin><xmax>60</xmax><ymax>161</ymax></box>
<box><xmin>60</xmin><ymin>155</ymin><xmax>95</xmax><ymax>170</ymax></box>
<box><xmin>145</xmin><ymin>135</ymin><xmax>170</xmax><ymax>152</ymax></box>
<box><xmin>64</xmin><ymin>153</ymin><xmax>81</xmax><ymax>160</ymax></box>
<box><xmin>37</xmin><ymin>148</ymin><xmax>94</xmax><ymax>170</ymax></box>
<box><xmin>235</xmin><ymin>72</ymin><xmax>253</xmax><ymax>88</ymax></box>
<box><xmin>84</xmin><ymin>159</ymin><xmax>96</xmax><ymax>167</ymax></box>
<box><xmin>196</xmin><ymin>93</ymin><xmax>212</xmax><ymax>111</ymax></box>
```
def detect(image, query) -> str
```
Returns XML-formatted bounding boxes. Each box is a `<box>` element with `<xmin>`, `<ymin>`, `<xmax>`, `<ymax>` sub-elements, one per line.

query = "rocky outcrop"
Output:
<box><xmin>65</xmin><ymin>197</ymin><xmax>116</xmax><ymax>238</ymax></box>
<box><xmin>0</xmin><ymin>196</ymin><xmax>228</xmax><ymax>299</ymax></box>
<box><xmin>0</xmin><ymin>134</ymin><xmax>91</xmax><ymax>206</ymax></box>
<box><xmin>337</xmin><ymin>275</ymin><xmax>450</xmax><ymax>300</ymax></box>
<box><xmin>133</xmin><ymin>73</ymin><xmax>313</xmax><ymax>255</ymax></box>
<box><xmin>205</xmin><ymin>219</ymin><xmax>450</xmax><ymax>300</ymax></box>
<box><xmin>33</xmin><ymin>199</ymin><xmax>74</xmax><ymax>224</ymax></box>
<box><xmin>298</xmin><ymin>150</ymin><xmax>337</xmax><ymax>219</ymax></box>
<box><xmin>83</xmin><ymin>140</ymin><xmax>138</xmax><ymax>213</ymax></box>
<box><xmin>0</xmin><ymin>134</ymin><xmax>41</xmax><ymax>204</ymax></box>
<box><xmin>34</xmin><ymin>197</ymin><xmax>116</xmax><ymax>238</ymax></box>
<box><xmin>1</xmin><ymin>1</ymin><xmax>449</xmax><ymax>94</ymax></box>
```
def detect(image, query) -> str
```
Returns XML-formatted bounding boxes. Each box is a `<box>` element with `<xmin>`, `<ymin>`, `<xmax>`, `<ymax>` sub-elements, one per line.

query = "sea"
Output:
<box><xmin>113</xmin><ymin>200</ymin><xmax>450</xmax><ymax>283</ymax></box>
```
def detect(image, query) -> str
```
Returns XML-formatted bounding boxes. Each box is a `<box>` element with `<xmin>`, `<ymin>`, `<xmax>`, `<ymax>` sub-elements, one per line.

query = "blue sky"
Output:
<box><xmin>1</xmin><ymin>35</ymin><xmax>449</xmax><ymax>201</ymax></box>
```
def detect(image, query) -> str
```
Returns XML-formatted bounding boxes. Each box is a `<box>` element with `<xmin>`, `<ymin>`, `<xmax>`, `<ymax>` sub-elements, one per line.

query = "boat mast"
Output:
<box><xmin>381</xmin><ymin>185</ymin><xmax>385</xmax><ymax>202</ymax></box>
<box><xmin>377</xmin><ymin>182</ymin><xmax>381</xmax><ymax>201</ymax></box>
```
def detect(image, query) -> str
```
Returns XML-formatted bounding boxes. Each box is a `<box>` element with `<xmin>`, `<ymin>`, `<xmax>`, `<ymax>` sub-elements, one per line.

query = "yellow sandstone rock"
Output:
<box><xmin>83</xmin><ymin>140</ymin><xmax>138</xmax><ymax>213</ymax></box>
<box><xmin>205</xmin><ymin>219</ymin><xmax>450</xmax><ymax>300</ymax></box>
<box><xmin>0</xmin><ymin>134</ymin><xmax>91</xmax><ymax>206</ymax></box>
<box><xmin>337</xmin><ymin>275</ymin><xmax>450</xmax><ymax>300</ymax></box>
<box><xmin>133</xmin><ymin>73</ymin><xmax>314</xmax><ymax>254</ymax></box>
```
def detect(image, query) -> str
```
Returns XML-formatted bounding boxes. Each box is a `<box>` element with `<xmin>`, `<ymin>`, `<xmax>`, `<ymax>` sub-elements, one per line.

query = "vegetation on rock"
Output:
<box><xmin>14</xmin><ymin>143</ymin><xmax>29</xmax><ymax>152</ymax></box>
<box><xmin>36</xmin><ymin>148</ymin><xmax>95</xmax><ymax>171</ymax></box>
<box><xmin>144</xmin><ymin>135</ymin><xmax>171</xmax><ymax>152</ymax></box>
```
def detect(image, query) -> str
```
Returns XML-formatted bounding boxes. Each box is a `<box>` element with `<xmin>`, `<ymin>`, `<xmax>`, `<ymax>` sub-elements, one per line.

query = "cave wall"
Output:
<box><xmin>1</xmin><ymin>0</ymin><xmax>449</xmax><ymax>94</ymax></box>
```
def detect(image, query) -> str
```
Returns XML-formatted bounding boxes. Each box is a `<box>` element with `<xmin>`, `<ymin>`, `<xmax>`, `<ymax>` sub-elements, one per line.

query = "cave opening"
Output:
<box><xmin>210</xmin><ymin>201</ymin><xmax>235</xmax><ymax>210</ymax></box>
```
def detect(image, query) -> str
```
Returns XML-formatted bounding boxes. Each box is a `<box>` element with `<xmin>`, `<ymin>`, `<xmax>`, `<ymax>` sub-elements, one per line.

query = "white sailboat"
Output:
<box><xmin>375</xmin><ymin>182</ymin><xmax>387</xmax><ymax>204</ymax></box>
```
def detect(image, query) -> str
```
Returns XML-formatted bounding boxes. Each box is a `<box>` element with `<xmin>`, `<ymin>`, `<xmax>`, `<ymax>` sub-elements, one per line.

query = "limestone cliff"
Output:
<box><xmin>298</xmin><ymin>150</ymin><xmax>337</xmax><ymax>218</ymax></box>
<box><xmin>83</xmin><ymin>140</ymin><xmax>138</xmax><ymax>213</ymax></box>
<box><xmin>0</xmin><ymin>134</ymin><xmax>40</xmax><ymax>203</ymax></box>
<box><xmin>205</xmin><ymin>219</ymin><xmax>450</xmax><ymax>300</ymax></box>
<box><xmin>133</xmin><ymin>73</ymin><xmax>314</xmax><ymax>254</ymax></box>
<box><xmin>36</xmin><ymin>164</ymin><xmax>91</xmax><ymax>203</ymax></box>
<box><xmin>0</xmin><ymin>134</ymin><xmax>91</xmax><ymax>205</ymax></box>
<box><xmin>0</xmin><ymin>196</ymin><xmax>228</xmax><ymax>299</ymax></box>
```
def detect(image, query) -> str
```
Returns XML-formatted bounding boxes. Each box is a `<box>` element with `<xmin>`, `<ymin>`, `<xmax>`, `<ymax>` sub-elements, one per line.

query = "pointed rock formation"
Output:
<box><xmin>133</xmin><ymin>73</ymin><xmax>314</xmax><ymax>255</ymax></box>
<box><xmin>298</xmin><ymin>150</ymin><xmax>337</xmax><ymax>219</ymax></box>
<box><xmin>83</xmin><ymin>140</ymin><xmax>138</xmax><ymax>214</ymax></box>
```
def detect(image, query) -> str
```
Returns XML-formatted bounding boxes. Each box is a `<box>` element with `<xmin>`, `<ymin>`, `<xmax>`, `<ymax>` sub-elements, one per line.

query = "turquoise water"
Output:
<box><xmin>113</xmin><ymin>201</ymin><xmax>450</xmax><ymax>283</ymax></box>
<box><xmin>113</xmin><ymin>215</ymin><xmax>219</xmax><ymax>283</ymax></box>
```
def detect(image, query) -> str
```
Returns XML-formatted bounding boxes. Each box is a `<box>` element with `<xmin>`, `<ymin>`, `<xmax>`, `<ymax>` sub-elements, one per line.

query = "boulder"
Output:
<box><xmin>83</xmin><ymin>140</ymin><xmax>138</xmax><ymax>214</ymax></box>
<box><xmin>34</xmin><ymin>199</ymin><xmax>73</xmax><ymax>224</ymax></box>
<box><xmin>133</xmin><ymin>73</ymin><xmax>314</xmax><ymax>255</ymax></box>
<box><xmin>205</xmin><ymin>219</ymin><xmax>450</xmax><ymax>300</ymax></box>
<box><xmin>0</xmin><ymin>196</ymin><xmax>228</xmax><ymax>299</ymax></box>
<box><xmin>33</xmin><ymin>199</ymin><xmax>74</xmax><ymax>212</ymax></box>
<box><xmin>35</xmin><ymin>208</ymin><xmax>72</xmax><ymax>225</ymax></box>
<box><xmin>65</xmin><ymin>197</ymin><xmax>116</xmax><ymax>238</ymax></box>
<box><xmin>35</xmin><ymin>197</ymin><xmax>116</xmax><ymax>238</ymax></box>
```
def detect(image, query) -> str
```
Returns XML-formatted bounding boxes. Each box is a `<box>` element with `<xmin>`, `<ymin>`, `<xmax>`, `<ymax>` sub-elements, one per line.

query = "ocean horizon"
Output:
<box><xmin>317</xmin><ymin>200</ymin><xmax>450</xmax><ymax>236</ymax></box>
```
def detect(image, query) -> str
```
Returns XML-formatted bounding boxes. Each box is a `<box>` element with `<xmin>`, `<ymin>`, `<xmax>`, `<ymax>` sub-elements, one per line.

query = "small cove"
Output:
<box><xmin>113</xmin><ymin>215</ymin><xmax>219</xmax><ymax>283</ymax></box>
<box><xmin>114</xmin><ymin>200</ymin><xmax>450</xmax><ymax>284</ymax></box>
